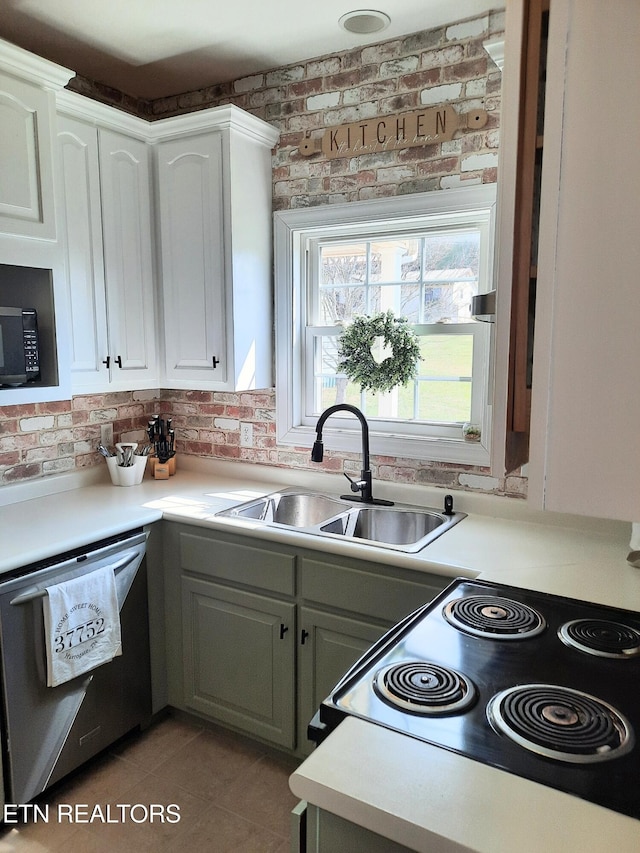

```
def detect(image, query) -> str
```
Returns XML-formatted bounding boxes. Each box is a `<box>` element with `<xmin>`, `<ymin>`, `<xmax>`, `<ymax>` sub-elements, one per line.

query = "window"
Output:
<box><xmin>274</xmin><ymin>185</ymin><xmax>497</xmax><ymax>465</ymax></box>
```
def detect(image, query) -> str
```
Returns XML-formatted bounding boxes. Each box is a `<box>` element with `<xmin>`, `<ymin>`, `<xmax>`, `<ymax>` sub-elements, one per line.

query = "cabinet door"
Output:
<box><xmin>156</xmin><ymin>133</ymin><xmax>227</xmax><ymax>387</ymax></box>
<box><xmin>0</xmin><ymin>73</ymin><xmax>56</xmax><ymax>239</ymax></box>
<box><xmin>57</xmin><ymin>116</ymin><xmax>110</xmax><ymax>389</ymax></box>
<box><xmin>297</xmin><ymin>607</ymin><xmax>387</xmax><ymax>756</ymax></box>
<box><xmin>98</xmin><ymin>128</ymin><xmax>158</xmax><ymax>389</ymax></box>
<box><xmin>182</xmin><ymin>576</ymin><xmax>296</xmax><ymax>748</ymax></box>
<box><xmin>528</xmin><ymin>0</ymin><xmax>640</xmax><ymax>520</ymax></box>
<box><xmin>306</xmin><ymin>805</ymin><xmax>412</xmax><ymax>853</ymax></box>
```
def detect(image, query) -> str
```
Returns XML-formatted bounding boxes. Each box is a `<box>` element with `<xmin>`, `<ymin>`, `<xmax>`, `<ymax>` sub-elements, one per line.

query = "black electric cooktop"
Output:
<box><xmin>311</xmin><ymin>579</ymin><xmax>640</xmax><ymax>821</ymax></box>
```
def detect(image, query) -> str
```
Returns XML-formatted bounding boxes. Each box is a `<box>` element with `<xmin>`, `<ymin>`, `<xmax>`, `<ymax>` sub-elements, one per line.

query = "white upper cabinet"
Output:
<box><xmin>98</xmin><ymin>128</ymin><xmax>157</xmax><ymax>388</ymax></box>
<box><xmin>56</xmin><ymin>115</ymin><xmax>108</xmax><ymax>383</ymax></box>
<box><xmin>0</xmin><ymin>39</ymin><xmax>73</xmax><ymax>407</ymax></box>
<box><xmin>153</xmin><ymin>106</ymin><xmax>279</xmax><ymax>391</ymax></box>
<box><xmin>155</xmin><ymin>131</ymin><xmax>226</xmax><ymax>384</ymax></box>
<box><xmin>0</xmin><ymin>41</ymin><xmax>72</xmax><ymax>240</ymax></box>
<box><xmin>56</xmin><ymin>95</ymin><xmax>158</xmax><ymax>392</ymax></box>
<box><xmin>57</xmin><ymin>98</ymin><xmax>277</xmax><ymax>395</ymax></box>
<box><xmin>527</xmin><ymin>0</ymin><xmax>640</xmax><ymax>521</ymax></box>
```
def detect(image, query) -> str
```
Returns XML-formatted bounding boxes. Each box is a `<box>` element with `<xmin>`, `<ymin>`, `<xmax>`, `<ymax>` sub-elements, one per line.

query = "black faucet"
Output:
<box><xmin>311</xmin><ymin>404</ymin><xmax>393</xmax><ymax>506</ymax></box>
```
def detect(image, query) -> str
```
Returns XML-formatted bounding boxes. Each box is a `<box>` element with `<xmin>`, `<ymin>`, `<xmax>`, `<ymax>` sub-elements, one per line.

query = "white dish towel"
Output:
<box><xmin>43</xmin><ymin>566</ymin><xmax>122</xmax><ymax>687</ymax></box>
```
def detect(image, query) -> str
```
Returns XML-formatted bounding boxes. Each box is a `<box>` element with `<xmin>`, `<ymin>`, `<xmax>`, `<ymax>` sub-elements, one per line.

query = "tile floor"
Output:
<box><xmin>0</xmin><ymin>712</ymin><xmax>301</xmax><ymax>852</ymax></box>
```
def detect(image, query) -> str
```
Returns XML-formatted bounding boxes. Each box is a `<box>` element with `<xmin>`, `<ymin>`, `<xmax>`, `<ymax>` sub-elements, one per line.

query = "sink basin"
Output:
<box><xmin>219</xmin><ymin>491</ymin><xmax>351</xmax><ymax>528</ymax></box>
<box><xmin>216</xmin><ymin>489</ymin><xmax>465</xmax><ymax>553</ymax></box>
<box><xmin>320</xmin><ymin>507</ymin><xmax>447</xmax><ymax>548</ymax></box>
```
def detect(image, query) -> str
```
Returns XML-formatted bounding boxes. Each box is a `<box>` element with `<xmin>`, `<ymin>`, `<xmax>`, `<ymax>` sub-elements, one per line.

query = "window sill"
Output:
<box><xmin>276</xmin><ymin>423</ymin><xmax>491</xmax><ymax>467</ymax></box>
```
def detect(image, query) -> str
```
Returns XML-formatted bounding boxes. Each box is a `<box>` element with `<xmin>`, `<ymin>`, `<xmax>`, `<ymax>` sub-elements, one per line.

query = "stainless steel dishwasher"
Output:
<box><xmin>0</xmin><ymin>528</ymin><xmax>152</xmax><ymax>804</ymax></box>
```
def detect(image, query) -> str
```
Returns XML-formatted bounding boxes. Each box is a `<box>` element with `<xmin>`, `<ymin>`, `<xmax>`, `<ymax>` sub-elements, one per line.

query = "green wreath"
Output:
<box><xmin>337</xmin><ymin>311</ymin><xmax>421</xmax><ymax>393</ymax></box>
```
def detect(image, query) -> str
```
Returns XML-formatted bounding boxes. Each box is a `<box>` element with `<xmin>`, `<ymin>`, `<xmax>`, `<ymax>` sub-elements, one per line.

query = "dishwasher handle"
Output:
<box><xmin>9</xmin><ymin>550</ymin><xmax>140</xmax><ymax>606</ymax></box>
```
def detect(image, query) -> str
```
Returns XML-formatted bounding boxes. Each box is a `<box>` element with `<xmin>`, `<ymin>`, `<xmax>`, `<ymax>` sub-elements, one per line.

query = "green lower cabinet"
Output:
<box><xmin>303</xmin><ymin>803</ymin><xmax>413</xmax><ymax>853</ymax></box>
<box><xmin>297</xmin><ymin>607</ymin><xmax>388</xmax><ymax>756</ymax></box>
<box><xmin>181</xmin><ymin>576</ymin><xmax>296</xmax><ymax>748</ymax></box>
<box><xmin>167</xmin><ymin>522</ymin><xmax>451</xmax><ymax>756</ymax></box>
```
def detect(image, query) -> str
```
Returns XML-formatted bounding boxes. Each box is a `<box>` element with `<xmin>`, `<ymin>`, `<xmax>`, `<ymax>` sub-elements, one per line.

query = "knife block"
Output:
<box><xmin>150</xmin><ymin>454</ymin><xmax>176</xmax><ymax>478</ymax></box>
<box><xmin>153</xmin><ymin>461</ymin><xmax>170</xmax><ymax>480</ymax></box>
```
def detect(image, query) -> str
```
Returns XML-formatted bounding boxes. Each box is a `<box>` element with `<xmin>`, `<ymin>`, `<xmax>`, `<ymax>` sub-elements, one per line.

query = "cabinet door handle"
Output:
<box><xmin>102</xmin><ymin>356</ymin><xmax>110</xmax><ymax>368</ymax></box>
<box><xmin>300</xmin><ymin>629</ymin><xmax>309</xmax><ymax>645</ymax></box>
<box><xmin>115</xmin><ymin>355</ymin><xmax>123</xmax><ymax>368</ymax></box>
<box><xmin>279</xmin><ymin>623</ymin><xmax>289</xmax><ymax>640</ymax></box>
<box><xmin>212</xmin><ymin>356</ymin><xmax>220</xmax><ymax>368</ymax></box>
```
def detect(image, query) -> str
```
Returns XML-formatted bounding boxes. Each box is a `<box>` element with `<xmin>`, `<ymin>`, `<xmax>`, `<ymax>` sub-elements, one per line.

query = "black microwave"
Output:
<box><xmin>0</xmin><ymin>307</ymin><xmax>41</xmax><ymax>386</ymax></box>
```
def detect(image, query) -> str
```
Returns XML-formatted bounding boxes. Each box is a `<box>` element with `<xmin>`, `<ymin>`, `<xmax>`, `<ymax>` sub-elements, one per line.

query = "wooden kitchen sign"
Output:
<box><xmin>299</xmin><ymin>107</ymin><xmax>487</xmax><ymax>159</ymax></box>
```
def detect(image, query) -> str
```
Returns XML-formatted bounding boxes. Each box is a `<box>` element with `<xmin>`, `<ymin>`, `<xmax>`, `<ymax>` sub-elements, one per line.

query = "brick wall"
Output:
<box><xmin>152</xmin><ymin>11</ymin><xmax>504</xmax><ymax>208</ymax></box>
<box><xmin>1</xmin><ymin>10</ymin><xmax>527</xmax><ymax>499</ymax></box>
<box><xmin>69</xmin><ymin>11</ymin><xmax>504</xmax><ymax>208</ymax></box>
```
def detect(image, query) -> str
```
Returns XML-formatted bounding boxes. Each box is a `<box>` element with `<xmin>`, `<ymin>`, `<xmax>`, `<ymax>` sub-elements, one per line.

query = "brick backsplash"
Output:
<box><xmin>0</xmin><ymin>392</ymin><xmax>158</xmax><ymax>483</ymax></box>
<box><xmin>0</xmin><ymin>10</ymin><xmax>527</xmax><ymax>499</ymax></box>
<box><xmin>0</xmin><ymin>390</ymin><xmax>527</xmax><ymax>498</ymax></box>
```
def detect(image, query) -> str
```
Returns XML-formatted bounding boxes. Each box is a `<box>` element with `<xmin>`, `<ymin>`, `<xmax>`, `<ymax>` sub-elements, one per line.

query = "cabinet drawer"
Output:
<box><xmin>180</xmin><ymin>531</ymin><xmax>295</xmax><ymax>596</ymax></box>
<box><xmin>300</xmin><ymin>557</ymin><xmax>446</xmax><ymax>623</ymax></box>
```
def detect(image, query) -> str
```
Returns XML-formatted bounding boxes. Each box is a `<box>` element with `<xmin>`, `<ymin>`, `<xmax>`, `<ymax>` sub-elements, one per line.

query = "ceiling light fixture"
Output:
<box><xmin>339</xmin><ymin>9</ymin><xmax>391</xmax><ymax>35</ymax></box>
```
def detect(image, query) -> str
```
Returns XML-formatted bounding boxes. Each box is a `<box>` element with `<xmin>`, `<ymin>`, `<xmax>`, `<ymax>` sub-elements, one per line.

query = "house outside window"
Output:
<box><xmin>275</xmin><ymin>185</ymin><xmax>497</xmax><ymax>466</ymax></box>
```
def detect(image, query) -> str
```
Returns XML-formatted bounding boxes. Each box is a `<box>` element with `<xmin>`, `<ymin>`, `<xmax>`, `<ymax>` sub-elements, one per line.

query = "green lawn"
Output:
<box><xmin>319</xmin><ymin>334</ymin><xmax>473</xmax><ymax>423</ymax></box>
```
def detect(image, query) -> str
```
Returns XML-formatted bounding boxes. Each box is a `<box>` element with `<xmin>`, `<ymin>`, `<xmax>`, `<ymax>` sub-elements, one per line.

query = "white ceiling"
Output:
<box><xmin>0</xmin><ymin>0</ymin><xmax>499</xmax><ymax>99</ymax></box>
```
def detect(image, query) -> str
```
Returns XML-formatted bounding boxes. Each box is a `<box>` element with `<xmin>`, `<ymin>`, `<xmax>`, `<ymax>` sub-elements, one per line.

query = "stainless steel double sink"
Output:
<box><xmin>215</xmin><ymin>489</ymin><xmax>465</xmax><ymax>553</ymax></box>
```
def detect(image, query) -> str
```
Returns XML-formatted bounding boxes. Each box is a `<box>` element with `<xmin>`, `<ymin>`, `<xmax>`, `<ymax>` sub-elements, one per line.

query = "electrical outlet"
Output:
<box><xmin>240</xmin><ymin>422</ymin><xmax>253</xmax><ymax>447</ymax></box>
<box><xmin>100</xmin><ymin>423</ymin><xmax>114</xmax><ymax>448</ymax></box>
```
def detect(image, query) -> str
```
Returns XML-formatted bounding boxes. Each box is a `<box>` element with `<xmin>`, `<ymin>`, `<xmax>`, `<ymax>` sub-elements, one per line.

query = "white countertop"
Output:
<box><xmin>291</xmin><ymin>717</ymin><xmax>640</xmax><ymax>853</ymax></box>
<box><xmin>1</xmin><ymin>457</ymin><xmax>636</xmax><ymax>607</ymax></box>
<box><xmin>1</xmin><ymin>456</ymin><xmax>639</xmax><ymax>851</ymax></box>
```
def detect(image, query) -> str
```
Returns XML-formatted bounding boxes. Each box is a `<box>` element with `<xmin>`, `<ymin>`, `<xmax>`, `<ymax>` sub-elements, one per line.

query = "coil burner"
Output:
<box><xmin>373</xmin><ymin>661</ymin><xmax>477</xmax><ymax>716</ymax></box>
<box><xmin>558</xmin><ymin>619</ymin><xmax>640</xmax><ymax>659</ymax></box>
<box><xmin>443</xmin><ymin>595</ymin><xmax>546</xmax><ymax>640</ymax></box>
<box><xmin>312</xmin><ymin>579</ymin><xmax>640</xmax><ymax>821</ymax></box>
<box><xmin>487</xmin><ymin>684</ymin><xmax>634</xmax><ymax>763</ymax></box>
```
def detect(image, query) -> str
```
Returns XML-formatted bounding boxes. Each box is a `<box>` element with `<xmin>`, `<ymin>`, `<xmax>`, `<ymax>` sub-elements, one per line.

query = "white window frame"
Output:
<box><xmin>274</xmin><ymin>185</ymin><xmax>497</xmax><ymax>466</ymax></box>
